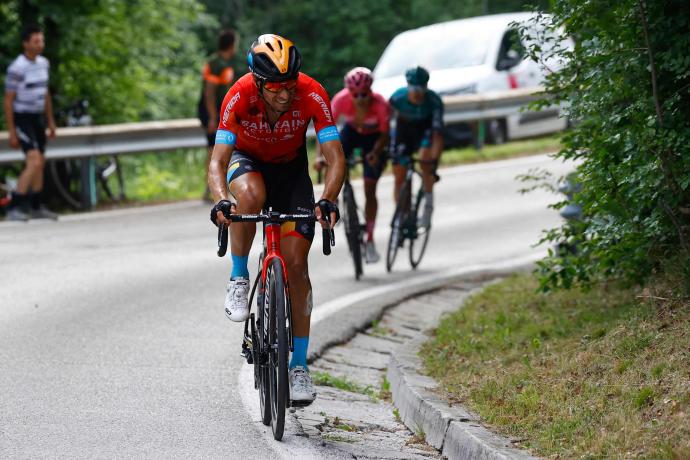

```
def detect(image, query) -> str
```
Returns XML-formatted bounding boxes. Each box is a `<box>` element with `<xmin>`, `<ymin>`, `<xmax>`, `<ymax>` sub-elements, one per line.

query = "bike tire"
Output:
<box><xmin>267</xmin><ymin>258</ymin><xmax>288</xmax><ymax>441</ymax></box>
<box><xmin>343</xmin><ymin>183</ymin><xmax>363</xmax><ymax>280</ymax></box>
<box><xmin>409</xmin><ymin>186</ymin><xmax>432</xmax><ymax>269</ymax></box>
<box><xmin>386</xmin><ymin>181</ymin><xmax>410</xmax><ymax>272</ymax></box>
<box><xmin>258</xmin><ymin>275</ymin><xmax>272</xmax><ymax>426</ymax></box>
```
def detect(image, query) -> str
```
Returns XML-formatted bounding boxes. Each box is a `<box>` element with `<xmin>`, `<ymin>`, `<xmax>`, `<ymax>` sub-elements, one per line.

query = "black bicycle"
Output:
<box><xmin>386</xmin><ymin>156</ymin><xmax>434</xmax><ymax>272</ymax></box>
<box><xmin>217</xmin><ymin>209</ymin><xmax>334</xmax><ymax>441</ymax></box>
<box><xmin>340</xmin><ymin>149</ymin><xmax>367</xmax><ymax>280</ymax></box>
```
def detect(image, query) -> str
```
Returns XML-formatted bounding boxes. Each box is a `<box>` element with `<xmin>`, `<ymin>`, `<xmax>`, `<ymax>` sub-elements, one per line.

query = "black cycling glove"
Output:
<box><xmin>317</xmin><ymin>199</ymin><xmax>340</xmax><ymax>226</ymax></box>
<box><xmin>210</xmin><ymin>199</ymin><xmax>234</xmax><ymax>227</ymax></box>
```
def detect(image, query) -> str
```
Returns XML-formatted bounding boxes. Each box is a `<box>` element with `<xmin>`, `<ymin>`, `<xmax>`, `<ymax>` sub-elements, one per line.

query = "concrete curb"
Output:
<box><xmin>387</xmin><ymin>317</ymin><xmax>537</xmax><ymax>460</ymax></box>
<box><xmin>308</xmin><ymin>254</ymin><xmax>542</xmax><ymax>363</ymax></box>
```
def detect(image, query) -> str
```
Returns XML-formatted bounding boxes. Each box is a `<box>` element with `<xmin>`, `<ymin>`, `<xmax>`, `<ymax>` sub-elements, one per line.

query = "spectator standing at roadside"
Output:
<box><xmin>3</xmin><ymin>24</ymin><xmax>58</xmax><ymax>221</ymax></box>
<box><xmin>198</xmin><ymin>29</ymin><xmax>240</xmax><ymax>201</ymax></box>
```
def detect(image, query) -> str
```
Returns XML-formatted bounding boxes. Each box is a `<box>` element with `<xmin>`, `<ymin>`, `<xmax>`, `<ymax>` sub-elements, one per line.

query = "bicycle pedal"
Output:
<box><xmin>290</xmin><ymin>399</ymin><xmax>315</xmax><ymax>408</ymax></box>
<box><xmin>241</xmin><ymin>343</ymin><xmax>253</xmax><ymax>364</ymax></box>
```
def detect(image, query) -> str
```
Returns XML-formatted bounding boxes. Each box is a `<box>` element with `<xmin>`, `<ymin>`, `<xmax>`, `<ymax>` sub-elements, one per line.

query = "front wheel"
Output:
<box><xmin>258</xmin><ymin>281</ymin><xmax>272</xmax><ymax>426</ymax></box>
<box><xmin>409</xmin><ymin>187</ymin><xmax>432</xmax><ymax>269</ymax></box>
<box><xmin>386</xmin><ymin>181</ymin><xmax>410</xmax><ymax>272</ymax></box>
<box><xmin>267</xmin><ymin>259</ymin><xmax>288</xmax><ymax>441</ymax></box>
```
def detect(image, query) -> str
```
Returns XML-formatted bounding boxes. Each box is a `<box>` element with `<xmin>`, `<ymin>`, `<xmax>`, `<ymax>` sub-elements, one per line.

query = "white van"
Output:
<box><xmin>372</xmin><ymin>13</ymin><xmax>572</xmax><ymax>144</ymax></box>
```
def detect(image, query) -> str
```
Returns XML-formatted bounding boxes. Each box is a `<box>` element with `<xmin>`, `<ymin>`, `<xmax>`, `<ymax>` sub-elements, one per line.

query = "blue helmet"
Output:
<box><xmin>405</xmin><ymin>66</ymin><xmax>429</xmax><ymax>87</ymax></box>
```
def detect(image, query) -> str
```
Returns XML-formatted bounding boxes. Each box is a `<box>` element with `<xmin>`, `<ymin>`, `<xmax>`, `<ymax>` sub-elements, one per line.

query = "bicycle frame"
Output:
<box><xmin>259</xmin><ymin>221</ymin><xmax>293</xmax><ymax>352</ymax></box>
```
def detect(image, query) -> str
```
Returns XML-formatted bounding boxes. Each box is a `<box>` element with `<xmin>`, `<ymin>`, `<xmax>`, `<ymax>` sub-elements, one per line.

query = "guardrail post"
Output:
<box><xmin>80</xmin><ymin>156</ymin><xmax>97</xmax><ymax>210</ymax></box>
<box><xmin>473</xmin><ymin>120</ymin><xmax>486</xmax><ymax>151</ymax></box>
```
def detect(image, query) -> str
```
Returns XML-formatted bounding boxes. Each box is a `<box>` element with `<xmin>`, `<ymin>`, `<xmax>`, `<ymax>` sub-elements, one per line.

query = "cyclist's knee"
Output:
<box><xmin>231</xmin><ymin>180</ymin><xmax>265</xmax><ymax>212</ymax></box>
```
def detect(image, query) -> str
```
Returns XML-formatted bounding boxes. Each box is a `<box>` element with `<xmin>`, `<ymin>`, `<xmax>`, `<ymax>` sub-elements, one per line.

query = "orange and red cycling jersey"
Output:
<box><xmin>215</xmin><ymin>72</ymin><xmax>340</xmax><ymax>163</ymax></box>
<box><xmin>330</xmin><ymin>88</ymin><xmax>390</xmax><ymax>136</ymax></box>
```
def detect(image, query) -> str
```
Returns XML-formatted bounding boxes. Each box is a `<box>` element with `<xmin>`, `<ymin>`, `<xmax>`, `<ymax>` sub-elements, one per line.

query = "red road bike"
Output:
<box><xmin>217</xmin><ymin>209</ymin><xmax>334</xmax><ymax>440</ymax></box>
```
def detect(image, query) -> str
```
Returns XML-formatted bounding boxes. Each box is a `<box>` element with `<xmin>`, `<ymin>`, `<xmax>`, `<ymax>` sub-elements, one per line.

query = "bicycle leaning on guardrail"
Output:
<box><xmin>386</xmin><ymin>155</ymin><xmax>435</xmax><ymax>272</ymax></box>
<box><xmin>216</xmin><ymin>208</ymin><xmax>334</xmax><ymax>441</ymax></box>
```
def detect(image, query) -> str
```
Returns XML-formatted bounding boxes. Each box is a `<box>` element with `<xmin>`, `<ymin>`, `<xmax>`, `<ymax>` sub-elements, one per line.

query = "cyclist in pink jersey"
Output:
<box><xmin>315</xmin><ymin>67</ymin><xmax>390</xmax><ymax>262</ymax></box>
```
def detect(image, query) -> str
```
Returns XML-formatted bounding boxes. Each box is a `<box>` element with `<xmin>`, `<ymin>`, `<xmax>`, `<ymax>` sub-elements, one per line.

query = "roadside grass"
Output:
<box><xmin>118</xmin><ymin>148</ymin><xmax>207</xmax><ymax>202</ymax></box>
<box><xmin>438</xmin><ymin>134</ymin><xmax>560</xmax><ymax>167</ymax></box>
<box><xmin>420</xmin><ymin>272</ymin><xmax>690</xmax><ymax>458</ymax></box>
<box><xmin>312</xmin><ymin>370</ymin><xmax>379</xmax><ymax>401</ymax></box>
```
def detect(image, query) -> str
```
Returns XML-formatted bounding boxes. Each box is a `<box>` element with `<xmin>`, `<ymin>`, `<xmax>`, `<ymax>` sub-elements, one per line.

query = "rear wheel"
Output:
<box><xmin>267</xmin><ymin>259</ymin><xmax>288</xmax><ymax>441</ymax></box>
<box><xmin>386</xmin><ymin>181</ymin><xmax>411</xmax><ymax>272</ymax></box>
<box><xmin>342</xmin><ymin>182</ymin><xmax>363</xmax><ymax>279</ymax></box>
<box><xmin>409</xmin><ymin>186</ymin><xmax>432</xmax><ymax>269</ymax></box>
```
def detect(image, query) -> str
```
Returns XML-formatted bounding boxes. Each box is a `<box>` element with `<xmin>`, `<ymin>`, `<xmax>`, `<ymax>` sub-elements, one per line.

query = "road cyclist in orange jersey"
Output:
<box><xmin>208</xmin><ymin>34</ymin><xmax>345</xmax><ymax>405</ymax></box>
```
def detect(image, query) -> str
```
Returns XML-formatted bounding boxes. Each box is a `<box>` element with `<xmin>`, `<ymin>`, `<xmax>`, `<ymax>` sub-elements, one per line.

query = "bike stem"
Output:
<box><xmin>261</xmin><ymin>222</ymin><xmax>288</xmax><ymax>285</ymax></box>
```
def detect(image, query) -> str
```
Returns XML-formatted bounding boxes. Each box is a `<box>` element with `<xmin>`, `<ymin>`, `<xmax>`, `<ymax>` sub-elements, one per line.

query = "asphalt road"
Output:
<box><xmin>0</xmin><ymin>154</ymin><xmax>572</xmax><ymax>458</ymax></box>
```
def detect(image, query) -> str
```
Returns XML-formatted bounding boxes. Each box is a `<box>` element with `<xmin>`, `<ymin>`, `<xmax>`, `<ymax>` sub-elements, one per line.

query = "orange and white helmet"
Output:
<box><xmin>247</xmin><ymin>34</ymin><xmax>302</xmax><ymax>82</ymax></box>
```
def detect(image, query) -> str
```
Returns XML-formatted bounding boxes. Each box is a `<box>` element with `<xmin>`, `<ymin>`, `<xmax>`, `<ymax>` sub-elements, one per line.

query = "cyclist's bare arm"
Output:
<box><xmin>370</xmin><ymin>131</ymin><xmax>389</xmax><ymax>157</ymax></box>
<box><xmin>430</xmin><ymin>130</ymin><xmax>443</xmax><ymax>159</ymax></box>
<box><xmin>209</xmin><ymin>143</ymin><xmax>234</xmax><ymax>200</ymax></box>
<box><xmin>316</xmin><ymin>139</ymin><xmax>346</xmax><ymax>224</ymax></box>
<box><xmin>313</xmin><ymin>139</ymin><xmax>327</xmax><ymax>172</ymax></box>
<box><xmin>209</xmin><ymin>142</ymin><xmax>236</xmax><ymax>226</ymax></box>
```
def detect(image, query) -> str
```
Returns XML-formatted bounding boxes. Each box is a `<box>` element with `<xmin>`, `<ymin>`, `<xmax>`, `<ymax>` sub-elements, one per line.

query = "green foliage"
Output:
<box><xmin>1</xmin><ymin>0</ymin><xmax>212</xmax><ymax>126</ymax></box>
<box><xmin>120</xmin><ymin>149</ymin><xmax>207</xmax><ymax>201</ymax></box>
<box><xmin>203</xmin><ymin>0</ymin><xmax>548</xmax><ymax>94</ymax></box>
<box><xmin>521</xmin><ymin>1</ymin><xmax>690</xmax><ymax>289</ymax></box>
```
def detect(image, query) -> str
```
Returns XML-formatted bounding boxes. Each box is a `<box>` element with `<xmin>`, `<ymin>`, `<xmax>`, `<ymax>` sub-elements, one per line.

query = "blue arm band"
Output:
<box><xmin>317</xmin><ymin>125</ymin><xmax>340</xmax><ymax>144</ymax></box>
<box><xmin>215</xmin><ymin>129</ymin><xmax>237</xmax><ymax>145</ymax></box>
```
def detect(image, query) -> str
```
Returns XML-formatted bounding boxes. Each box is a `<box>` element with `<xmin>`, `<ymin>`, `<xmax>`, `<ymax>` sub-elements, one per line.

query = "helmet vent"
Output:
<box><xmin>266</xmin><ymin>43</ymin><xmax>274</xmax><ymax>52</ymax></box>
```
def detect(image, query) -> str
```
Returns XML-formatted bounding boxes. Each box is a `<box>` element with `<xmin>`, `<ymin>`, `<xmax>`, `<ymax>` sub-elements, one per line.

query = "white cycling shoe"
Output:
<box><xmin>224</xmin><ymin>277</ymin><xmax>249</xmax><ymax>322</ymax></box>
<box><xmin>365</xmin><ymin>240</ymin><xmax>380</xmax><ymax>263</ymax></box>
<box><xmin>289</xmin><ymin>366</ymin><xmax>316</xmax><ymax>405</ymax></box>
<box><xmin>418</xmin><ymin>204</ymin><xmax>433</xmax><ymax>228</ymax></box>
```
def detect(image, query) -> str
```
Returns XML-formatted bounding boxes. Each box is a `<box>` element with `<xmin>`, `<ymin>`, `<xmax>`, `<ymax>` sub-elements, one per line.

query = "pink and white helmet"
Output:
<box><xmin>344</xmin><ymin>67</ymin><xmax>373</xmax><ymax>92</ymax></box>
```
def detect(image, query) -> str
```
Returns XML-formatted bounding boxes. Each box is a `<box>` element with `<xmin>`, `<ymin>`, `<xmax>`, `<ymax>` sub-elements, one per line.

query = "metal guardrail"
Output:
<box><xmin>0</xmin><ymin>87</ymin><xmax>543</xmax><ymax>164</ymax></box>
<box><xmin>0</xmin><ymin>119</ymin><xmax>205</xmax><ymax>163</ymax></box>
<box><xmin>442</xmin><ymin>87</ymin><xmax>543</xmax><ymax>123</ymax></box>
<box><xmin>0</xmin><ymin>87</ymin><xmax>544</xmax><ymax>209</ymax></box>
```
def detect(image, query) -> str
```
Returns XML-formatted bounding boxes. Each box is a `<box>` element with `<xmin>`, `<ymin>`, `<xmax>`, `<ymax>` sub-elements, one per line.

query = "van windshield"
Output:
<box><xmin>374</xmin><ymin>23</ymin><xmax>493</xmax><ymax>79</ymax></box>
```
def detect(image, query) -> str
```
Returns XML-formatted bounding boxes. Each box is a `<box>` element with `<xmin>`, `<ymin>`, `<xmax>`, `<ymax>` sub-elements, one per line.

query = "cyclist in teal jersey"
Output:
<box><xmin>388</xmin><ymin>66</ymin><xmax>444</xmax><ymax>228</ymax></box>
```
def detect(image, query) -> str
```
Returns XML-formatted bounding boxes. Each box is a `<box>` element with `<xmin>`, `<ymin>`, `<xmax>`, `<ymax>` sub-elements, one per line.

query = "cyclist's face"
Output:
<box><xmin>350</xmin><ymin>90</ymin><xmax>370</xmax><ymax>108</ymax></box>
<box><xmin>407</xmin><ymin>85</ymin><xmax>426</xmax><ymax>105</ymax></box>
<box><xmin>261</xmin><ymin>80</ymin><xmax>297</xmax><ymax>112</ymax></box>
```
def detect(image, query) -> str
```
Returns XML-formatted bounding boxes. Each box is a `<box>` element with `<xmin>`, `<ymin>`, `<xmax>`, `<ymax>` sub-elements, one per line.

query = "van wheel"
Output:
<box><xmin>486</xmin><ymin>119</ymin><xmax>507</xmax><ymax>145</ymax></box>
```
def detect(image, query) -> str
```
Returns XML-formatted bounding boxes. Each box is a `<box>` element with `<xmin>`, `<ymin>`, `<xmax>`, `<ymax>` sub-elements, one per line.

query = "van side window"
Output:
<box><xmin>496</xmin><ymin>29</ymin><xmax>525</xmax><ymax>71</ymax></box>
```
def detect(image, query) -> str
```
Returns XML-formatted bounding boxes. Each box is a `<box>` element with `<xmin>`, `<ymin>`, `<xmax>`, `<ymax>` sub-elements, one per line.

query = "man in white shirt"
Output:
<box><xmin>3</xmin><ymin>24</ymin><xmax>57</xmax><ymax>221</ymax></box>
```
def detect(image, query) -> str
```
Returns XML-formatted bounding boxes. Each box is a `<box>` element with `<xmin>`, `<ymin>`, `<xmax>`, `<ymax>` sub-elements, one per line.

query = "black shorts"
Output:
<box><xmin>389</xmin><ymin>117</ymin><xmax>433</xmax><ymax>166</ymax></box>
<box><xmin>340</xmin><ymin>124</ymin><xmax>387</xmax><ymax>181</ymax></box>
<box><xmin>14</xmin><ymin>113</ymin><xmax>46</xmax><ymax>154</ymax></box>
<box><xmin>226</xmin><ymin>148</ymin><xmax>315</xmax><ymax>241</ymax></box>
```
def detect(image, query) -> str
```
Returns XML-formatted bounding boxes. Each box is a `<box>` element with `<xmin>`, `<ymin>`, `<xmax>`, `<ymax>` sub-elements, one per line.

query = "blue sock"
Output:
<box><xmin>230</xmin><ymin>254</ymin><xmax>249</xmax><ymax>279</ymax></box>
<box><xmin>290</xmin><ymin>336</ymin><xmax>309</xmax><ymax>369</ymax></box>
